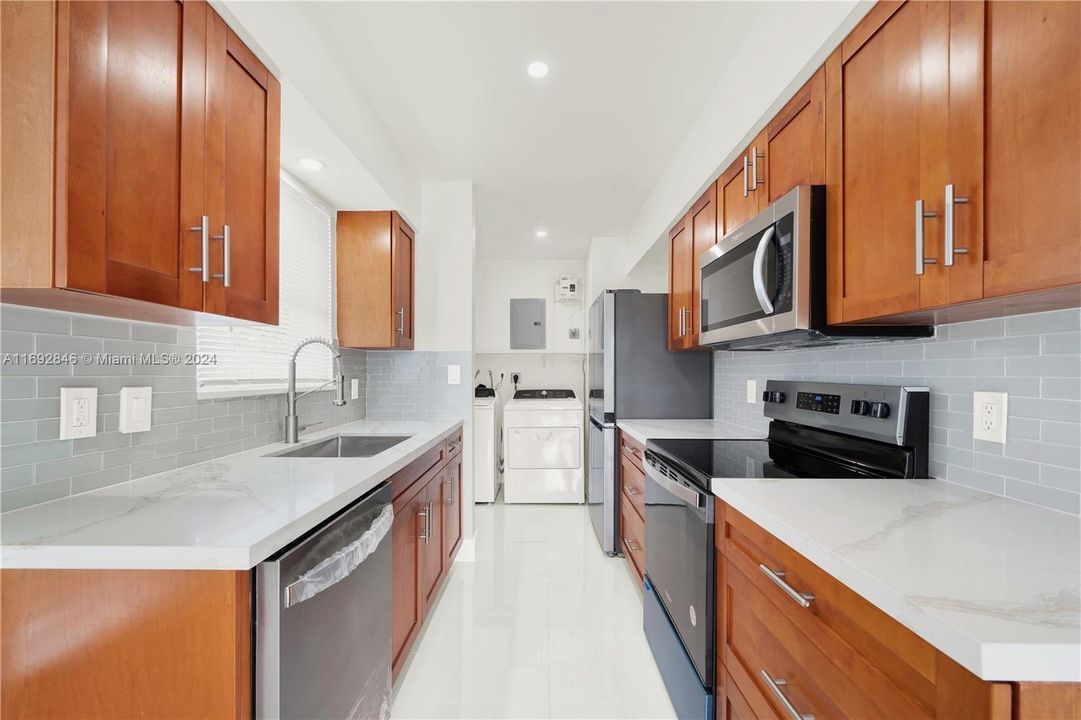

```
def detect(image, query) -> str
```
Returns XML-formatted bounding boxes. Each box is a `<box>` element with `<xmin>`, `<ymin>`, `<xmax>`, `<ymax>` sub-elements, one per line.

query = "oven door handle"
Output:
<box><xmin>752</xmin><ymin>225</ymin><xmax>776</xmax><ymax>315</ymax></box>
<box><xmin>646</xmin><ymin>461</ymin><xmax>705</xmax><ymax>508</ymax></box>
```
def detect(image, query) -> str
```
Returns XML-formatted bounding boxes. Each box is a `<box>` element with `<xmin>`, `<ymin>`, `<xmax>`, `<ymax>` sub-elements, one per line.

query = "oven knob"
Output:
<box><xmin>850</xmin><ymin>400</ymin><xmax>869</xmax><ymax>415</ymax></box>
<box><xmin>762</xmin><ymin>391</ymin><xmax>785</xmax><ymax>404</ymax></box>
<box><xmin>870</xmin><ymin>402</ymin><xmax>891</xmax><ymax>419</ymax></box>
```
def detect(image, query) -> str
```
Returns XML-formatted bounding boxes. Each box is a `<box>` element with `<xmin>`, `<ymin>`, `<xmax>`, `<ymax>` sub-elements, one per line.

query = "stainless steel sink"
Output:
<box><xmin>266</xmin><ymin>435</ymin><xmax>411</xmax><ymax>458</ymax></box>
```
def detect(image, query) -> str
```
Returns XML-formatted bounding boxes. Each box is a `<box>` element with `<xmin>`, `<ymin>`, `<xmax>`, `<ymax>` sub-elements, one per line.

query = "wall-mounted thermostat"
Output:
<box><xmin>557</xmin><ymin>274</ymin><xmax>579</xmax><ymax>300</ymax></box>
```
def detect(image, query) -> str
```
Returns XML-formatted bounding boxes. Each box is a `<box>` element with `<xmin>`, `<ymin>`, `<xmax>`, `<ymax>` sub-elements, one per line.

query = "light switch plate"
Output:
<box><xmin>973</xmin><ymin>391</ymin><xmax>1008</xmax><ymax>444</ymax></box>
<box><xmin>746</xmin><ymin>380</ymin><xmax>757</xmax><ymax>403</ymax></box>
<box><xmin>119</xmin><ymin>386</ymin><xmax>152</xmax><ymax>434</ymax></box>
<box><xmin>351</xmin><ymin>378</ymin><xmax>360</xmax><ymax>400</ymax></box>
<box><xmin>60</xmin><ymin>387</ymin><xmax>98</xmax><ymax>439</ymax></box>
<box><xmin>448</xmin><ymin>364</ymin><xmax>461</xmax><ymax>385</ymax></box>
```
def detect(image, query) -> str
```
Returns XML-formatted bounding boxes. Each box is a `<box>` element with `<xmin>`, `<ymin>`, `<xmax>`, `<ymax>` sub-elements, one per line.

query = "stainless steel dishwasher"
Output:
<box><xmin>256</xmin><ymin>482</ymin><xmax>393</xmax><ymax>719</ymax></box>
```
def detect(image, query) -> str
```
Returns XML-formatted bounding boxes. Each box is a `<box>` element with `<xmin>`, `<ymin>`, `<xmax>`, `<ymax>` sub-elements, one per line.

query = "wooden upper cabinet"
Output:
<box><xmin>981</xmin><ymin>0</ymin><xmax>1081</xmax><ymax>298</ymax></box>
<box><xmin>667</xmin><ymin>214</ymin><xmax>692</xmax><ymax>350</ymax></box>
<box><xmin>825</xmin><ymin>1</ymin><xmax>952</xmax><ymax>324</ymax></box>
<box><xmin>766</xmin><ymin>68</ymin><xmax>825</xmax><ymax>203</ymax></box>
<box><xmin>689</xmin><ymin>183</ymin><xmax>717</xmax><ymax>347</ymax></box>
<box><xmin>55</xmin><ymin>0</ymin><xmax>207</xmax><ymax>311</ymax></box>
<box><xmin>719</xmin><ymin>131</ymin><xmax>767</xmax><ymax>238</ymax></box>
<box><xmin>203</xmin><ymin>15</ymin><xmax>280</xmax><ymax>325</ymax></box>
<box><xmin>337</xmin><ymin>211</ymin><xmax>416</xmax><ymax>350</ymax></box>
<box><xmin>0</xmin><ymin>0</ymin><xmax>280</xmax><ymax>325</ymax></box>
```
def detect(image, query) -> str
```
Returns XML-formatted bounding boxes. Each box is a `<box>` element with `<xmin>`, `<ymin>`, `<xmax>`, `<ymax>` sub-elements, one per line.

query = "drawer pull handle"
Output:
<box><xmin>759</xmin><ymin>564</ymin><xmax>815</xmax><ymax>608</ymax></box>
<box><xmin>626</xmin><ymin>539</ymin><xmax>640</xmax><ymax>552</ymax></box>
<box><xmin>760</xmin><ymin>671</ymin><xmax>815</xmax><ymax>720</ymax></box>
<box><xmin>624</xmin><ymin>486</ymin><xmax>640</xmax><ymax>496</ymax></box>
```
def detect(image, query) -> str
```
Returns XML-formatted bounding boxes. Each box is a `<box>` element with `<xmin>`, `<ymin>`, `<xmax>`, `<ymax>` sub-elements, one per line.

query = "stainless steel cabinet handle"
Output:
<box><xmin>944</xmin><ymin>184</ymin><xmax>969</xmax><ymax>267</ymax></box>
<box><xmin>742</xmin><ymin>155</ymin><xmax>750</xmax><ymax>197</ymax></box>
<box><xmin>444</xmin><ymin>477</ymin><xmax>454</xmax><ymax>506</ymax></box>
<box><xmin>188</xmin><ymin>215</ymin><xmax>209</xmax><ymax>281</ymax></box>
<box><xmin>752</xmin><ymin>226</ymin><xmax>777</xmax><ymax>314</ymax></box>
<box><xmin>397</xmin><ymin>307</ymin><xmax>405</xmax><ymax>335</ymax></box>
<box><xmin>427</xmin><ymin>501</ymin><xmax>434</xmax><ymax>541</ymax></box>
<box><xmin>624</xmin><ymin>485</ymin><xmax>640</xmax><ymax>497</ymax></box>
<box><xmin>759</xmin><ymin>564</ymin><xmax>815</xmax><ymax>608</ymax></box>
<box><xmin>417</xmin><ymin>505</ymin><xmax>429</xmax><ymax>544</ymax></box>
<box><xmin>760</xmin><ymin>671</ymin><xmax>815</xmax><ymax>720</ymax></box>
<box><xmin>915</xmin><ymin>200</ymin><xmax>938</xmax><ymax>276</ymax></box>
<box><xmin>626</xmin><ymin>538</ymin><xmax>640</xmax><ymax>552</ymax></box>
<box><xmin>212</xmin><ymin>224</ymin><xmax>231</xmax><ymax>287</ymax></box>
<box><xmin>751</xmin><ymin>146</ymin><xmax>764</xmax><ymax>192</ymax></box>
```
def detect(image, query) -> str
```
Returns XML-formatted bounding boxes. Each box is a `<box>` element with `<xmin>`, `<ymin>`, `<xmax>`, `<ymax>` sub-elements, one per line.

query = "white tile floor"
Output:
<box><xmin>391</xmin><ymin>501</ymin><xmax>677</xmax><ymax>719</ymax></box>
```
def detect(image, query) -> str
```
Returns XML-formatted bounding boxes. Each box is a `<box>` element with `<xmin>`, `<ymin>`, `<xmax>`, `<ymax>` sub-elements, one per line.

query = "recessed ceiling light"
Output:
<box><xmin>298</xmin><ymin>157</ymin><xmax>326</xmax><ymax>171</ymax></box>
<box><xmin>535</xmin><ymin>229</ymin><xmax>548</xmax><ymax>239</ymax></box>
<box><xmin>526</xmin><ymin>61</ymin><xmax>549</xmax><ymax>79</ymax></box>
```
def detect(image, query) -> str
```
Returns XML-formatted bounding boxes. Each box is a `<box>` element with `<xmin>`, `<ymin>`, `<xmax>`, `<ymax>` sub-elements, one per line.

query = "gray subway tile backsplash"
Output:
<box><xmin>1</xmin><ymin>305</ymin><xmax>367</xmax><ymax>511</ymax></box>
<box><xmin>712</xmin><ymin>307</ymin><xmax>1081</xmax><ymax>515</ymax></box>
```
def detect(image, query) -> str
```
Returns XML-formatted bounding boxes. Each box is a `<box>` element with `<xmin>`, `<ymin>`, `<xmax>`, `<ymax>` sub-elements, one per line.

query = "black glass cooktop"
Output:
<box><xmin>646</xmin><ymin>438</ymin><xmax>773</xmax><ymax>489</ymax></box>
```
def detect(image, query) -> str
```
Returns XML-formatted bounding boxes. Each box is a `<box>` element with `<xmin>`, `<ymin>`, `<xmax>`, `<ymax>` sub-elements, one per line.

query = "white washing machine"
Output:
<box><xmin>502</xmin><ymin>389</ymin><xmax>584</xmax><ymax>504</ymax></box>
<box><xmin>473</xmin><ymin>393</ymin><xmax>502</xmax><ymax>503</ymax></box>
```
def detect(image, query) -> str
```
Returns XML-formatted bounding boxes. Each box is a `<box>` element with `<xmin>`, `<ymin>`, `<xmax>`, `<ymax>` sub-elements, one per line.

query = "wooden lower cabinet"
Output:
<box><xmin>619</xmin><ymin>432</ymin><xmax>647</xmax><ymax>584</ymax></box>
<box><xmin>389</xmin><ymin>426</ymin><xmax>464</xmax><ymax>681</ymax></box>
<box><xmin>714</xmin><ymin>501</ymin><xmax>1079</xmax><ymax>719</ymax></box>
<box><xmin>1</xmin><ymin>569</ymin><xmax>251</xmax><ymax>720</ymax></box>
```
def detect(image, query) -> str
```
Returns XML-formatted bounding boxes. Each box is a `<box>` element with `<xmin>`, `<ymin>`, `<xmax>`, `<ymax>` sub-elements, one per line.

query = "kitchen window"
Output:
<box><xmin>196</xmin><ymin>173</ymin><xmax>335</xmax><ymax>398</ymax></box>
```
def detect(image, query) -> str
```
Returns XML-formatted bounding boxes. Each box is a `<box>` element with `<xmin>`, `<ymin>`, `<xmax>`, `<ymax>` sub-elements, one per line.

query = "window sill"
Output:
<box><xmin>197</xmin><ymin>381</ymin><xmax>333</xmax><ymax>401</ymax></box>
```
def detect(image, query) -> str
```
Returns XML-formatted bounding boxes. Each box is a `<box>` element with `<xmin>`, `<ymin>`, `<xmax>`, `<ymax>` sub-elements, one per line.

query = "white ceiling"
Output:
<box><xmin>297</xmin><ymin>2</ymin><xmax>760</xmax><ymax>260</ymax></box>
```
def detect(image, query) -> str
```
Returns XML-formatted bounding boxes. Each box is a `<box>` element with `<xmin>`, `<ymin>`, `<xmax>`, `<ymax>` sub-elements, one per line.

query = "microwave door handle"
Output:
<box><xmin>752</xmin><ymin>225</ymin><xmax>776</xmax><ymax>314</ymax></box>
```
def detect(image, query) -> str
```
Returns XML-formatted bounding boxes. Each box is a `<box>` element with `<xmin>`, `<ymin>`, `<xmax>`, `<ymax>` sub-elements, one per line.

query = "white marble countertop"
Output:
<box><xmin>616</xmin><ymin>418</ymin><xmax>763</xmax><ymax>446</ymax></box>
<box><xmin>0</xmin><ymin>418</ymin><xmax>463</xmax><ymax>571</ymax></box>
<box><xmin>711</xmin><ymin>475</ymin><xmax>1081</xmax><ymax>683</ymax></box>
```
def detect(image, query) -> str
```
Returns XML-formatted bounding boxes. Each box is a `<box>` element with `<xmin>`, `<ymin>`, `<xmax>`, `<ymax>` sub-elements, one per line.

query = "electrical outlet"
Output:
<box><xmin>447</xmin><ymin>364</ymin><xmax>461</xmax><ymax>385</ymax></box>
<box><xmin>746</xmin><ymin>379</ymin><xmax>757</xmax><ymax>403</ymax></box>
<box><xmin>350</xmin><ymin>378</ymin><xmax>359</xmax><ymax>400</ymax></box>
<box><xmin>973</xmin><ymin>391</ymin><xmax>1007</xmax><ymax>444</ymax></box>
<box><xmin>60</xmin><ymin>387</ymin><xmax>98</xmax><ymax>439</ymax></box>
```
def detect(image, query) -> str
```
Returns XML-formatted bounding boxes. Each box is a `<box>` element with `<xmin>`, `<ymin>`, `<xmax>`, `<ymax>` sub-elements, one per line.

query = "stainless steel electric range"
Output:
<box><xmin>641</xmin><ymin>380</ymin><xmax>930</xmax><ymax>720</ymax></box>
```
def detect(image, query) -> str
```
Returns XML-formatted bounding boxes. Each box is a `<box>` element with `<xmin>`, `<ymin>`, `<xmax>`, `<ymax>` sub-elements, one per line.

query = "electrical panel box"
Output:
<box><xmin>557</xmin><ymin>275</ymin><xmax>579</xmax><ymax>301</ymax></box>
<box><xmin>510</xmin><ymin>298</ymin><xmax>546</xmax><ymax>349</ymax></box>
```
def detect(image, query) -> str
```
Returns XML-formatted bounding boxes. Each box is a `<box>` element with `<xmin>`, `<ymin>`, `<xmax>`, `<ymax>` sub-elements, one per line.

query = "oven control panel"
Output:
<box><xmin>796</xmin><ymin>391</ymin><xmax>840</xmax><ymax>414</ymax></box>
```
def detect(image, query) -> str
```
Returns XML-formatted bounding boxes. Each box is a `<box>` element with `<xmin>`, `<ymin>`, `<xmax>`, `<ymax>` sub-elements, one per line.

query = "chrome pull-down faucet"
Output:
<box><xmin>285</xmin><ymin>337</ymin><xmax>346</xmax><ymax>444</ymax></box>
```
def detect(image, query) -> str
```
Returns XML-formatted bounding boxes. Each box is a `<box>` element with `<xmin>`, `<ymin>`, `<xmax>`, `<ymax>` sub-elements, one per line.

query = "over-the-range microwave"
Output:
<box><xmin>697</xmin><ymin>185</ymin><xmax>932</xmax><ymax>350</ymax></box>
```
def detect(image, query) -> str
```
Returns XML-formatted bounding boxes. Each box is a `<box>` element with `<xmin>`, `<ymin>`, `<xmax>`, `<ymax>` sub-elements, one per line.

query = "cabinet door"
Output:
<box><xmin>719</xmin><ymin>146</ymin><xmax>759</xmax><ymax>238</ymax></box>
<box><xmin>443</xmin><ymin>453</ymin><xmax>463</xmax><ymax>565</ymax></box>
<box><xmin>420</xmin><ymin>472</ymin><xmax>445</xmax><ymax>616</ymax></box>
<box><xmin>825</xmin><ymin>1</ymin><xmax>951</xmax><ymax>323</ymax></box>
<box><xmin>392</xmin><ymin>213</ymin><xmax>415</xmax><ymax>350</ymax></box>
<box><xmin>55</xmin><ymin>0</ymin><xmax>206</xmax><ymax>311</ymax></box>
<box><xmin>391</xmin><ymin>483</ymin><xmax>424</xmax><ymax>680</ymax></box>
<box><xmin>668</xmin><ymin>215</ymin><xmax>692</xmax><ymax>350</ymax></box>
<box><xmin>767</xmin><ymin>68</ymin><xmax>825</xmax><ymax>203</ymax></box>
<box><xmin>688</xmin><ymin>184</ymin><xmax>717</xmax><ymax>348</ymax></box>
<box><xmin>204</xmin><ymin>10</ymin><xmax>280</xmax><ymax>324</ymax></box>
<box><xmin>980</xmin><ymin>0</ymin><xmax>1081</xmax><ymax>298</ymax></box>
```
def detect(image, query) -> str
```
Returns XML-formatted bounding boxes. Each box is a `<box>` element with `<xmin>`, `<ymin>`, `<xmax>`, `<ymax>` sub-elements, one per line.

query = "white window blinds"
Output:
<box><xmin>196</xmin><ymin>174</ymin><xmax>334</xmax><ymax>396</ymax></box>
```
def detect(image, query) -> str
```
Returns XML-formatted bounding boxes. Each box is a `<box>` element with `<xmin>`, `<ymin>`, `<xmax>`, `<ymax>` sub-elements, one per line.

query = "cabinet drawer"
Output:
<box><xmin>725</xmin><ymin>509</ymin><xmax>935</xmax><ymax>717</ymax></box>
<box><xmin>390</xmin><ymin>444</ymin><xmax>444</xmax><ymax>502</ymax></box>
<box><xmin>621</xmin><ymin>497</ymin><xmax>645</xmax><ymax>584</ymax></box>
<box><xmin>725</xmin><ymin>561</ymin><xmax>929</xmax><ymax>720</ymax></box>
<box><xmin>620</xmin><ymin>432</ymin><xmax>645</xmax><ymax>471</ymax></box>
<box><xmin>444</xmin><ymin>427</ymin><xmax>463</xmax><ymax>459</ymax></box>
<box><xmin>620</xmin><ymin>451</ymin><xmax>646</xmax><ymax>523</ymax></box>
<box><xmin>720</xmin><ymin>668</ymin><xmax>778</xmax><ymax>720</ymax></box>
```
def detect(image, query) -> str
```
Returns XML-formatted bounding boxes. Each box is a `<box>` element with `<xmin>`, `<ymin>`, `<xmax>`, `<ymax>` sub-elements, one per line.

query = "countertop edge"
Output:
<box><xmin>711</xmin><ymin>478</ymin><xmax>1081</xmax><ymax>684</ymax></box>
<box><xmin>1</xmin><ymin>419</ymin><xmax>464</xmax><ymax>572</ymax></box>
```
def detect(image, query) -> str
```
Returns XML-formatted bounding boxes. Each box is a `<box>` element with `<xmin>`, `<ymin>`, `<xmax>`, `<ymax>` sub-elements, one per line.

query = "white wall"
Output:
<box><xmin>621</xmin><ymin>1</ymin><xmax>872</xmax><ymax>276</ymax></box>
<box><xmin>587</xmin><ymin>236</ymin><xmax>668</xmax><ymax>305</ymax></box>
<box><xmin>416</xmin><ymin>182</ymin><xmax>475</xmax><ymax>352</ymax></box>
<box><xmin>474</xmin><ymin>353</ymin><xmax>587</xmax><ymax>405</ymax></box>
<box><xmin>474</xmin><ymin>259</ymin><xmax>587</xmax><ymax>354</ymax></box>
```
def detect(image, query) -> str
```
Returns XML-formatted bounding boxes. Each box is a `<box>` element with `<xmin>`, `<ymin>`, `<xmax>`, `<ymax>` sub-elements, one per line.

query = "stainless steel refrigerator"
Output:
<box><xmin>587</xmin><ymin>290</ymin><xmax>712</xmax><ymax>556</ymax></box>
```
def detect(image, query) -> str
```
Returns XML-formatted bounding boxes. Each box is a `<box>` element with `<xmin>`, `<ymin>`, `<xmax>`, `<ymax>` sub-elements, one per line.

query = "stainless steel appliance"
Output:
<box><xmin>257</xmin><ymin>482</ymin><xmax>394</xmax><ymax>719</ymax></box>
<box><xmin>698</xmin><ymin>185</ymin><xmax>932</xmax><ymax>349</ymax></box>
<box><xmin>642</xmin><ymin>380</ymin><xmax>929</xmax><ymax>719</ymax></box>
<box><xmin>587</xmin><ymin>290</ymin><xmax>712</xmax><ymax>555</ymax></box>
